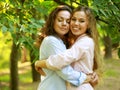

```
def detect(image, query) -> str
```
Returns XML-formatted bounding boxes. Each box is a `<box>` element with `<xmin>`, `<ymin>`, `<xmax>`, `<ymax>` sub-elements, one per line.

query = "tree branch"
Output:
<box><xmin>96</xmin><ymin>16</ymin><xmax>109</xmax><ymax>24</ymax></box>
<box><xmin>53</xmin><ymin>0</ymin><xmax>74</xmax><ymax>9</ymax></box>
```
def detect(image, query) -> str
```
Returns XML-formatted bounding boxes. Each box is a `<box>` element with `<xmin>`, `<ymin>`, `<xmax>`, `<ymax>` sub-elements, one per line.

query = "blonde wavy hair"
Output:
<box><xmin>72</xmin><ymin>5</ymin><xmax>104</xmax><ymax>78</ymax></box>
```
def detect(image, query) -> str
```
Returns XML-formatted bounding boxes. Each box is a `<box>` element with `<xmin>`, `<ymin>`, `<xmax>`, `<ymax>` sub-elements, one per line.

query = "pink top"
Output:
<box><xmin>46</xmin><ymin>34</ymin><xmax>94</xmax><ymax>90</ymax></box>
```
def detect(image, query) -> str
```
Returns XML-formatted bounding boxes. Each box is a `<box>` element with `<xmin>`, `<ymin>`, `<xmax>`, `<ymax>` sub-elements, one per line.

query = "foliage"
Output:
<box><xmin>92</xmin><ymin>0</ymin><xmax>120</xmax><ymax>50</ymax></box>
<box><xmin>0</xmin><ymin>0</ymin><xmax>56</xmax><ymax>60</ymax></box>
<box><xmin>0</xmin><ymin>0</ymin><xmax>119</xmax><ymax>60</ymax></box>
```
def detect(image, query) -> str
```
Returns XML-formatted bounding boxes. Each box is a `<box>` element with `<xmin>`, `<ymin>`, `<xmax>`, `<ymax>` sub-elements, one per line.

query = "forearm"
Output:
<box><xmin>35</xmin><ymin>60</ymin><xmax>59</xmax><ymax>71</ymax></box>
<box><xmin>35</xmin><ymin>60</ymin><xmax>47</xmax><ymax>68</ymax></box>
<box><xmin>36</xmin><ymin>59</ymin><xmax>88</xmax><ymax>85</ymax></box>
<box><xmin>46</xmin><ymin>44</ymin><xmax>88</xmax><ymax>70</ymax></box>
<box><xmin>56</xmin><ymin>66</ymin><xmax>87</xmax><ymax>86</ymax></box>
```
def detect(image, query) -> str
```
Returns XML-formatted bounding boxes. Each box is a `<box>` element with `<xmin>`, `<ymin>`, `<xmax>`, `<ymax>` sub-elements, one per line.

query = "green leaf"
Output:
<box><xmin>1</xmin><ymin>25</ymin><xmax>8</xmax><ymax>33</ymax></box>
<box><xmin>99</xmin><ymin>9</ymin><xmax>108</xmax><ymax>17</ymax></box>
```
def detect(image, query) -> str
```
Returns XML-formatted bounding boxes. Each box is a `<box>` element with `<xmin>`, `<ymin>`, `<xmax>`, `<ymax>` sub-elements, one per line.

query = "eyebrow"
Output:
<box><xmin>72</xmin><ymin>16</ymin><xmax>87</xmax><ymax>19</ymax></box>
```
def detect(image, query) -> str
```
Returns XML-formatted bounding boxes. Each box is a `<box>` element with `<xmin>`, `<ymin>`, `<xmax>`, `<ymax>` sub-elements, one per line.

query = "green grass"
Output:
<box><xmin>0</xmin><ymin>61</ymin><xmax>10</xmax><ymax>69</ymax></box>
<box><xmin>0</xmin><ymin>62</ymin><xmax>34</xmax><ymax>90</ymax></box>
<box><xmin>104</xmin><ymin>59</ymin><xmax>120</xmax><ymax>77</ymax></box>
<box><xmin>105</xmin><ymin>69</ymin><xmax>118</xmax><ymax>77</ymax></box>
<box><xmin>19</xmin><ymin>70</ymin><xmax>32</xmax><ymax>83</ymax></box>
<box><xmin>95</xmin><ymin>59</ymin><xmax>120</xmax><ymax>90</ymax></box>
<box><xmin>0</xmin><ymin>74</ymin><xmax>10</xmax><ymax>82</ymax></box>
<box><xmin>0</xmin><ymin>59</ymin><xmax>120</xmax><ymax>90</ymax></box>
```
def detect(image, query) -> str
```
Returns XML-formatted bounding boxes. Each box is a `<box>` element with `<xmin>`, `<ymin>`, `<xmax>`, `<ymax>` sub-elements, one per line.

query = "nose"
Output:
<box><xmin>62</xmin><ymin>20</ymin><xmax>67</xmax><ymax>25</ymax></box>
<box><xmin>74</xmin><ymin>20</ymin><xmax>79</xmax><ymax>25</ymax></box>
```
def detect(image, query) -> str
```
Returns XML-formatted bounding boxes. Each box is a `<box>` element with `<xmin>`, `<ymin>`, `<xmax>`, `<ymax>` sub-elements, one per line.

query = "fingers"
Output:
<box><xmin>38</xmin><ymin>68</ymin><xmax>46</xmax><ymax>76</ymax></box>
<box><xmin>91</xmin><ymin>72</ymin><xmax>96</xmax><ymax>79</ymax></box>
<box><xmin>34</xmin><ymin>60</ymin><xmax>46</xmax><ymax>76</ymax></box>
<box><xmin>93</xmin><ymin>72</ymin><xmax>98</xmax><ymax>82</ymax></box>
<box><xmin>35</xmin><ymin>66</ymin><xmax>46</xmax><ymax>76</ymax></box>
<box><xmin>35</xmin><ymin>60</ymin><xmax>39</xmax><ymax>67</ymax></box>
<box><xmin>90</xmin><ymin>72</ymin><xmax>99</xmax><ymax>87</ymax></box>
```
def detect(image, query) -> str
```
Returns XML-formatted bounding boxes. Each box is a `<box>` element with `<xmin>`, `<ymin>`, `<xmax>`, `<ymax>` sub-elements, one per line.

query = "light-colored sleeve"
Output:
<box><xmin>56</xmin><ymin>66</ymin><xmax>87</xmax><ymax>86</ymax></box>
<box><xmin>41</xmin><ymin>36</ymin><xmax>87</xmax><ymax>86</ymax></box>
<box><xmin>40</xmin><ymin>36</ymin><xmax>65</xmax><ymax>57</ymax></box>
<box><xmin>46</xmin><ymin>38</ymin><xmax>94</xmax><ymax>70</ymax></box>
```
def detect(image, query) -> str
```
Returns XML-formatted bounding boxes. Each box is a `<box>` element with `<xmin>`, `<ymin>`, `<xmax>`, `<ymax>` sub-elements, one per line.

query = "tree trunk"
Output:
<box><xmin>30</xmin><ymin>49</ymin><xmax>40</xmax><ymax>82</ymax></box>
<box><xmin>103</xmin><ymin>35</ymin><xmax>112</xmax><ymax>59</ymax></box>
<box><xmin>30</xmin><ymin>34</ymin><xmax>40</xmax><ymax>82</ymax></box>
<box><xmin>10</xmin><ymin>42</ymin><xmax>19</xmax><ymax>90</ymax></box>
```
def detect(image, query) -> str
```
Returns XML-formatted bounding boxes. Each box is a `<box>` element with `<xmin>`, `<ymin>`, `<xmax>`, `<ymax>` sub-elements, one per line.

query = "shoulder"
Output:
<box><xmin>41</xmin><ymin>36</ymin><xmax>65</xmax><ymax>48</ymax></box>
<box><xmin>44</xmin><ymin>36</ymin><xmax>59</xmax><ymax>42</ymax></box>
<box><xmin>76</xmin><ymin>35</ymin><xmax>94</xmax><ymax>49</ymax></box>
<box><xmin>42</xmin><ymin>36</ymin><xmax>60</xmax><ymax>44</ymax></box>
<box><xmin>80</xmin><ymin>36</ymin><xmax>94</xmax><ymax>44</ymax></box>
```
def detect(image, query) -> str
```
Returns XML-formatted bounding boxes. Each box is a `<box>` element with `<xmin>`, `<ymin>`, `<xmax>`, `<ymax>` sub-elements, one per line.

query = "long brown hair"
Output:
<box><xmin>71</xmin><ymin>5</ymin><xmax>103</xmax><ymax>75</ymax></box>
<box><xmin>35</xmin><ymin>5</ymin><xmax>72</xmax><ymax>48</ymax></box>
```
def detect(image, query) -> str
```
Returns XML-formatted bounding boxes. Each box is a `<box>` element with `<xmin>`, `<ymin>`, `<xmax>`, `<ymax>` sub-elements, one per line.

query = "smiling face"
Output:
<box><xmin>54</xmin><ymin>10</ymin><xmax>71</xmax><ymax>38</ymax></box>
<box><xmin>70</xmin><ymin>11</ymin><xmax>89</xmax><ymax>38</ymax></box>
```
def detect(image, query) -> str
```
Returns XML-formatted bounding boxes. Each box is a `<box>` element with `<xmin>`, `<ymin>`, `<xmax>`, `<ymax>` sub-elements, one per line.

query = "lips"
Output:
<box><xmin>72</xmin><ymin>27</ymin><xmax>80</xmax><ymax>31</ymax></box>
<box><xmin>61</xmin><ymin>28</ymin><xmax>68</xmax><ymax>31</ymax></box>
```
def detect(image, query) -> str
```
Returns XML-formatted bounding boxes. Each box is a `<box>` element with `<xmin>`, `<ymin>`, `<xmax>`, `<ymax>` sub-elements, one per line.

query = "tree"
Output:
<box><xmin>0</xmin><ymin>0</ymin><xmax>120</xmax><ymax>89</ymax></box>
<box><xmin>92</xmin><ymin>0</ymin><xmax>120</xmax><ymax>59</ymax></box>
<box><xmin>0</xmin><ymin>0</ymin><xmax>45</xmax><ymax>89</ymax></box>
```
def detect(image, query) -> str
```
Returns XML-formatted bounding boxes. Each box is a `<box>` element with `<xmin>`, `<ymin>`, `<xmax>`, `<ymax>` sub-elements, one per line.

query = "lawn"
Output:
<box><xmin>0</xmin><ymin>59</ymin><xmax>120</xmax><ymax>90</ymax></box>
<box><xmin>95</xmin><ymin>59</ymin><xmax>120</xmax><ymax>90</ymax></box>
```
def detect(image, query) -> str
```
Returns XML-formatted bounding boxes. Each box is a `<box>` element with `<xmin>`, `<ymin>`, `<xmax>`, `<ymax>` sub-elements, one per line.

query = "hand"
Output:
<box><xmin>35</xmin><ymin>61</ymin><xmax>46</xmax><ymax>76</ymax></box>
<box><xmin>89</xmin><ymin>72</ymin><xmax>98</xmax><ymax>87</ymax></box>
<box><xmin>84</xmin><ymin>74</ymin><xmax>92</xmax><ymax>83</ymax></box>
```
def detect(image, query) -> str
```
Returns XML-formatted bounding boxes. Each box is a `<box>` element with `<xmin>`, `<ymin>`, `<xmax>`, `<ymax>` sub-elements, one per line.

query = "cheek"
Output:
<box><xmin>83</xmin><ymin>23</ymin><xmax>88</xmax><ymax>29</ymax></box>
<box><xmin>70</xmin><ymin>22</ymin><xmax>73</xmax><ymax>29</ymax></box>
<box><xmin>54</xmin><ymin>22</ymin><xmax>60</xmax><ymax>28</ymax></box>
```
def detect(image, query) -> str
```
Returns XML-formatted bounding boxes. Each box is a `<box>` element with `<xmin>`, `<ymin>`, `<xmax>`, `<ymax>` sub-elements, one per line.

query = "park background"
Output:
<box><xmin>0</xmin><ymin>0</ymin><xmax>120</xmax><ymax>90</ymax></box>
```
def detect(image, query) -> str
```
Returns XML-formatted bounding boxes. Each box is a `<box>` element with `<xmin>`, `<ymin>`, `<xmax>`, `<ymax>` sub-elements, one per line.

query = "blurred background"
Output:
<box><xmin>0</xmin><ymin>0</ymin><xmax>120</xmax><ymax>90</ymax></box>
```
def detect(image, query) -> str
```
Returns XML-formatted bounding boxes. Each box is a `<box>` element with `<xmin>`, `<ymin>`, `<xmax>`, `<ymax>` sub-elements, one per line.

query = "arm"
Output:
<box><xmin>35</xmin><ymin>60</ymin><xmax>87</xmax><ymax>86</ymax></box>
<box><xmin>35</xmin><ymin>60</ymin><xmax>47</xmax><ymax>68</ymax></box>
<box><xmin>46</xmin><ymin>38</ymin><xmax>94</xmax><ymax>70</ymax></box>
<box><xmin>36</xmin><ymin>36</ymin><xmax>92</xmax><ymax>86</ymax></box>
<box><xmin>35</xmin><ymin>60</ymin><xmax>94</xmax><ymax>86</ymax></box>
<box><xmin>58</xmin><ymin>69</ymin><xmax>99</xmax><ymax>87</ymax></box>
<box><xmin>56</xmin><ymin>65</ymin><xmax>87</xmax><ymax>86</ymax></box>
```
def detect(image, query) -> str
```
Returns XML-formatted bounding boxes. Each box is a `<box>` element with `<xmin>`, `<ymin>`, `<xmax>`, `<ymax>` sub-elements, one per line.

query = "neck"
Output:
<box><xmin>74</xmin><ymin>34</ymin><xmax>87</xmax><ymax>41</ymax></box>
<box><xmin>57</xmin><ymin>34</ymin><xmax>66</xmax><ymax>40</ymax></box>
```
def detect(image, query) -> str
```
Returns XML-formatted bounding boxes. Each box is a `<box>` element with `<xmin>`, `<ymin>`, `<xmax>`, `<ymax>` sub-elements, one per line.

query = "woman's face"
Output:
<box><xmin>70</xmin><ymin>11</ymin><xmax>88</xmax><ymax>37</ymax></box>
<box><xmin>54</xmin><ymin>10</ymin><xmax>71</xmax><ymax>37</ymax></box>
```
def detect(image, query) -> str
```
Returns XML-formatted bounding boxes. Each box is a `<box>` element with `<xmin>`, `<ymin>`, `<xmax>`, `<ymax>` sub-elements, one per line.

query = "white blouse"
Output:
<box><xmin>46</xmin><ymin>34</ymin><xmax>94</xmax><ymax>90</ymax></box>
